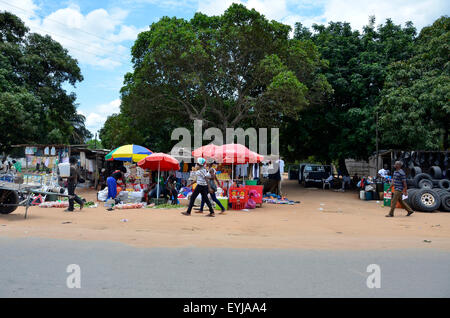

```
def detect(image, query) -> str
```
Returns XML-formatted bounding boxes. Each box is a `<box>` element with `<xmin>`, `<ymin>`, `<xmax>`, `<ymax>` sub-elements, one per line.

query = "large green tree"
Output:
<box><xmin>378</xmin><ymin>16</ymin><xmax>449</xmax><ymax>150</ymax></box>
<box><xmin>108</xmin><ymin>3</ymin><xmax>331</xmax><ymax>150</ymax></box>
<box><xmin>285</xmin><ymin>18</ymin><xmax>417</xmax><ymax>168</ymax></box>
<box><xmin>0</xmin><ymin>11</ymin><xmax>89</xmax><ymax>152</ymax></box>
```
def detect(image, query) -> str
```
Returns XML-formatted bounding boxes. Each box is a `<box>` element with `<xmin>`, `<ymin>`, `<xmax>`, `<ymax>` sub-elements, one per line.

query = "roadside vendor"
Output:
<box><xmin>106</xmin><ymin>170</ymin><xmax>124</xmax><ymax>200</ymax></box>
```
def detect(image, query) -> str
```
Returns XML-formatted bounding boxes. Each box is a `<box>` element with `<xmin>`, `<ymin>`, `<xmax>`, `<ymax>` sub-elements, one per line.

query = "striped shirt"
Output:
<box><xmin>392</xmin><ymin>169</ymin><xmax>406</xmax><ymax>191</ymax></box>
<box><xmin>194</xmin><ymin>167</ymin><xmax>210</xmax><ymax>186</ymax></box>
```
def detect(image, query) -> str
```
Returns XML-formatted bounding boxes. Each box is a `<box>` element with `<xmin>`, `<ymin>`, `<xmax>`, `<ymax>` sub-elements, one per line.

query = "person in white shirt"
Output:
<box><xmin>182</xmin><ymin>158</ymin><xmax>215</xmax><ymax>217</ymax></box>
<box><xmin>276</xmin><ymin>158</ymin><xmax>285</xmax><ymax>195</ymax></box>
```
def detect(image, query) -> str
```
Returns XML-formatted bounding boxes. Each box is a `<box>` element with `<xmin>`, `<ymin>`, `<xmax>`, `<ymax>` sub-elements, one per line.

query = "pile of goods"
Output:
<box><xmin>39</xmin><ymin>201</ymin><xmax>69</xmax><ymax>208</ymax></box>
<box><xmin>262</xmin><ymin>193</ymin><xmax>299</xmax><ymax>205</ymax></box>
<box><xmin>114</xmin><ymin>203</ymin><xmax>145</xmax><ymax>209</ymax></box>
<box><xmin>74</xmin><ymin>201</ymin><xmax>96</xmax><ymax>208</ymax></box>
<box><xmin>405</xmin><ymin>165</ymin><xmax>450</xmax><ymax>212</ymax></box>
<box><xmin>146</xmin><ymin>203</ymin><xmax>184</xmax><ymax>209</ymax></box>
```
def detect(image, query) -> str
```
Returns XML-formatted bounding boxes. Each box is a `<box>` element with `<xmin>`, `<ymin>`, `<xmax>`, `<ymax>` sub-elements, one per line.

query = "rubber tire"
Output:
<box><xmin>429</xmin><ymin>166</ymin><xmax>442</xmax><ymax>179</ymax></box>
<box><xmin>406</xmin><ymin>179</ymin><xmax>415</xmax><ymax>187</ymax></box>
<box><xmin>0</xmin><ymin>189</ymin><xmax>19</xmax><ymax>214</ymax></box>
<box><xmin>418</xmin><ymin>178</ymin><xmax>433</xmax><ymax>189</ymax></box>
<box><xmin>436</xmin><ymin>189</ymin><xmax>448</xmax><ymax>197</ymax></box>
<box><xmin>440</xmin><ymin>194</ymin><xmax>450</xmax><ymax>212</ymax></box>
<box><xmin>438</xmin><ymin>179</ymin><xmax>450</xmax><ymax>191</ymax></box>
<box><xmin>406</xmin><ymin>189</ymin><xmax>418</xmax><ymax>208</ymax></box>
<box><xmin>412</xmin><ymin>188</ymin><xmax>441</xmax><ymax>212</ymax></box>
<box><xmin>413</xmin><ymin>173</ymin><xmax>432</xmax><ymax>188</ymax></box>
<box><xmin>410</xmin><ymin>166</ymin><xmax>422</xmax><ymax>178</ymax></box>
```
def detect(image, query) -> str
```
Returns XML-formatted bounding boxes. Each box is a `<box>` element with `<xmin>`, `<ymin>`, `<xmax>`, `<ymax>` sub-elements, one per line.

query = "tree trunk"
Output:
<box><xmin>444</xmin><ymin>126</ymin><xmax>449</xmax><ymax>150</ymax></box>
<box><xmin>338</xmin><ymin>157</ymin><xmax>349</xmax><ymax>177</ymax></box>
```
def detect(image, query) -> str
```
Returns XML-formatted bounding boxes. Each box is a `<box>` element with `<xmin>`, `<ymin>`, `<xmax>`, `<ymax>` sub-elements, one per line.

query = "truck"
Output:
<box><xmin>298</xmin><ymin>163</ymin><xmax>332</xmax><ymax>188</ymax></box>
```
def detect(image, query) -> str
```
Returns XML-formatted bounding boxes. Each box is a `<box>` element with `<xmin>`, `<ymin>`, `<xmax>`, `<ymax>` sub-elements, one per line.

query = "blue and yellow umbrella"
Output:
<box><xmin>105</xmin><ymin>144</ymin><xmax>152</xmax><ymax>162</ymax></box>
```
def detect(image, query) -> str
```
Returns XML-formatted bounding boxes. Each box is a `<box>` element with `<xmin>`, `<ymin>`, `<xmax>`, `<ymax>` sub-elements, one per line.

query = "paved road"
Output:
<box><xmin>0</xmin><ymin>237</ymin><xmax>449</xmax><ymax>297</ymax></box>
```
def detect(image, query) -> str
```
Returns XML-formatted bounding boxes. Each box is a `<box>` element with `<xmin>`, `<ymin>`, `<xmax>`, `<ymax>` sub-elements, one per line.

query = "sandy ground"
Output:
<box><xmin>1</xmin><ymin>179</ymin><xmax>450</xmax><ymax>250</ymax></box>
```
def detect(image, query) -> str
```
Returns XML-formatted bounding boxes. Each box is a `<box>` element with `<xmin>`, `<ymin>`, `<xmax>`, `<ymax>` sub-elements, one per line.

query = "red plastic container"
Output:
<box><xmin>228</xmin><ymin>187</ymin><xmax>248</xmax><ymax>210</ymax></box>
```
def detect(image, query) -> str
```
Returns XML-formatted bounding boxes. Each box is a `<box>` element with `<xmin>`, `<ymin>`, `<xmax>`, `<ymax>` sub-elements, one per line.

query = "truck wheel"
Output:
<box><xmin>418</xmin><ymin>178</ymin><xmax>433</xmax><ymax>189</ymax></box>
<box><xmin>0</xmin><ymin>189</ymin><xmax>19</xmax><ymax>214</ymax></box>
<box><xmin>412</xmin><ymin>189</ymin><xmax>441</xmax><ymax>212</ymax></box>
<box><xmin>413</xmin><ymin>173</ymin><xmax>432</xmax><ymax>188</ymax></box>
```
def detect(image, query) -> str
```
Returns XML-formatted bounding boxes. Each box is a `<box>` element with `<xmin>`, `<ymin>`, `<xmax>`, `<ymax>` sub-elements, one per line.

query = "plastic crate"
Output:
<box><xmin>228</xmin><ymin>187</ymin><xmax>248</xmax><ymax>210</ymax></box>
<box><xmin>231</xmin><ymin>201</ymin><xmax>246</xmax><ymax>210</ymax></box>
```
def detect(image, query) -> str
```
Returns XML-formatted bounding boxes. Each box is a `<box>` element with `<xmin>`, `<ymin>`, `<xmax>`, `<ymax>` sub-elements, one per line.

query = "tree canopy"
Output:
<box><xmin>100</xmin><ymin>4</ymin><xmax>331</xmax><ymax>149</ymax></box>
<box><xmin>0</xmin><ymin>11</ymin><xmax>89</xmax><ymax>153</ymax></box>
<box><xmin>378</xmin><ymin>16</ymin><xmax>450</xmax><ymax>150</ymax></box>
<box><xmin>100</xmin><ymin>6</ymin><xmax>448</xmax><ymax>169</ymax></box>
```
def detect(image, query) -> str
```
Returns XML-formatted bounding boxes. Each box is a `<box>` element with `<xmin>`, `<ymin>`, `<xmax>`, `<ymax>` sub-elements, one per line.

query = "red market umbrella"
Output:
<box><xmin>213</xmin><ymin>144</ymin><xmax>264</xmax><ymax>182</ymax></box>
<box><xmin>138</xmin><ymin>153</ymin><xmax>180</xmax><ymax>198</ymax></box>
<box><xmin>192</xmin><ymin>144</ymin><xmax>220</xmax><ymax>159</ymax></box>
<box><xmin>214</xmin><ymin>144</ymin><xmax>264</xmax><ymax>164</ymax></box>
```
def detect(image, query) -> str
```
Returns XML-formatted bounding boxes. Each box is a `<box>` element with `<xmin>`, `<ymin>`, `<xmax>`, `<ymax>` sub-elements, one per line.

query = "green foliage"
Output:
<box><xmin>0</xmin><ymin>12</ymin><xmax>89</xmax><ymax>153</ymax></box>
<box><xmin>109</xmin><ymin>2</ymin><xmax>330</xmax><ymax>151</ymax></box>
<box><xmin>378</xmin><ymin>16</ymin><xmax>450</xmax><ymax>150</ymax></box>
<box><xmin>282</xmin><ymin>17</ymin><xmax>418</xmax><ymax>164</ymax></box>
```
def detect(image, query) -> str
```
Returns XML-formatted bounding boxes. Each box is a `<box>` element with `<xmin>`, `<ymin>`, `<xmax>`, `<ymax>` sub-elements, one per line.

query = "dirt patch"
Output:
<box><xmin>1</xmin><ymin>180</ymin><xmax>449</xmax><ymax>250</ymax></box>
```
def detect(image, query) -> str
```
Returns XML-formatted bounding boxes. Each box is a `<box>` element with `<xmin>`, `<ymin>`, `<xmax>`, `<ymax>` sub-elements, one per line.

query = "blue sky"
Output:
<box><xmin>1</xmin><ymin>0</ymin><xmax>449</xmax><ymax>136</ymax></box>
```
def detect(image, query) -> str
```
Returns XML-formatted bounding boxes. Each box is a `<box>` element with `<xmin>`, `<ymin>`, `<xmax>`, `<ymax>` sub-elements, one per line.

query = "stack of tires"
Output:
<box><xmin>406</xmin><ymin>166</ymin><xmax>450</xmax><ymax>212</ymax></box>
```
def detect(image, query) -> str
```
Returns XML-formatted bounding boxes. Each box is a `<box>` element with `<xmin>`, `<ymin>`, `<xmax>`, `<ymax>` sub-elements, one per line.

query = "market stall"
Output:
<box><xmin>192</xmin><ymin>143</ymin><xmax>264</xmax><ymax>210</ymax></box>
<box><xmin>138</xmin><ymin>153</ymin><xmax>180</xmax><ymax>204</ymax></box>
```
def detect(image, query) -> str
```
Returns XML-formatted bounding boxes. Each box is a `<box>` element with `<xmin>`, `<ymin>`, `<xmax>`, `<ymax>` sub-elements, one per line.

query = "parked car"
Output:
<box><xmin>298</xmin><ymin>163</ymin><xmax>332</xmax><ymax>187</ymax></box>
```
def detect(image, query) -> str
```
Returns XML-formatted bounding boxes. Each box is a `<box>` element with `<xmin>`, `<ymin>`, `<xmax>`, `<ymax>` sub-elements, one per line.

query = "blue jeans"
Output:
<box><xmin>200</xmin><ymin>192</ymin><xmax>225</xmax><ymax>211</ymax></box>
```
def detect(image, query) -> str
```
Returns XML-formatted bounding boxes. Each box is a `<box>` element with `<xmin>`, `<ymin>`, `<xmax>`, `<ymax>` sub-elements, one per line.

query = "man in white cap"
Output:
<box><xmin>182</xmin><ymin>157</ymin><xmax>216</xmax><ymax>217</ymax></box>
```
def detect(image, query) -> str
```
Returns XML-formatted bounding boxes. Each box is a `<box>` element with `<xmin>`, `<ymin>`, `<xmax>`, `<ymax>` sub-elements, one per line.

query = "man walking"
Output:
<box><xmin>64</xmin><ymin>157</ymin><xmax>84</xmax><ymax>212</ymax></box>
<box><xmin>386</xmin><ymin>161</ymin><xmax>414</xmax><ymax>217</ymax></box>
<box><xmin>182</xmin><ymin>158</ymin><xmax>215</xmax><ymax>217</ymax></box>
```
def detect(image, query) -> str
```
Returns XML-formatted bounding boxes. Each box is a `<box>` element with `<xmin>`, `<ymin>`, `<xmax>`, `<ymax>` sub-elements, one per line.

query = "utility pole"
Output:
<box><xmin>376</xmin><ymin>111</ymin><xmax>379</xmax><ymax>172</ymax></box>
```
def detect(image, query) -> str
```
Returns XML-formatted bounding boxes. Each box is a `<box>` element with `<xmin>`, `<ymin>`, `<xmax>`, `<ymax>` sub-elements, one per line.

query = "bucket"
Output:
<box><xmin>365</xmin><ymin>191</ymin><xmax>373</xmax><ymax>200</ymax></box>
<box><xmin>359</xmin><ymin>190</ymin><xmax>365</xmax><ymax>200</ymax></box>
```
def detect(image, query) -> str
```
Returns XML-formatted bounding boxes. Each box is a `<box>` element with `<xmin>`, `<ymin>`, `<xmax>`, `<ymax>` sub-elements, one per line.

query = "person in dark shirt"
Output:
<box><xmin>386</xmin><ymin>161</ymin><xmax>414</xmax><ymax>217</ymax></box>
<box><xmin>64</xmin><ymin>156</ymin><xmax>84</xmax><ymax>212</ymax></box>
<box><xmin>266</xmin><ymin>162</ymin><xmax>281</xmax><ymax>195</ymax></box>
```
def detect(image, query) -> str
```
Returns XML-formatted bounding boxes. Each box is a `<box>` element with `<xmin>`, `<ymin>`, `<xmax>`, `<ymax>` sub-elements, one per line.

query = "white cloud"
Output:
<box><xmin>197</xmin><ymin>0</ymin><xmax>449</xmax><ymax>33</ymax></box>
<box><xmin>0</xmin><ymin>1</ymin><xmax>145</xmax><ymax>68</ymax></box>
<box><xmin>321</xmin><ymin>0</ymin><xmax>449</xmax><ymax>31</ymax></box>
<box><xmin>81</xmin><ymin>99</ymin><xmax>121</xmax><ymax>134</ymax></box>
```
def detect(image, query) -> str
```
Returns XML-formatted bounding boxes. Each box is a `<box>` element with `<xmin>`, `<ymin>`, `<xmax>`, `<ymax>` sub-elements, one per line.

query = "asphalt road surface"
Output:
<box><xmin>1</xmin><ymin>237</ymin><xmax>449</xmax><ymax>297</ymax></box>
